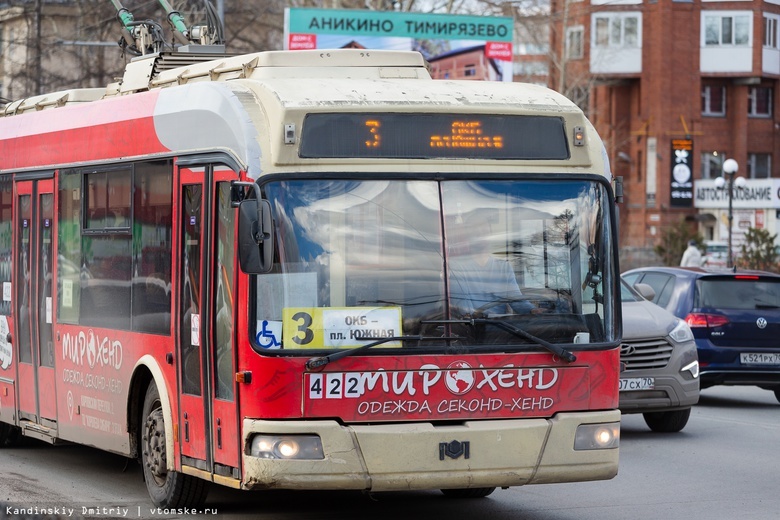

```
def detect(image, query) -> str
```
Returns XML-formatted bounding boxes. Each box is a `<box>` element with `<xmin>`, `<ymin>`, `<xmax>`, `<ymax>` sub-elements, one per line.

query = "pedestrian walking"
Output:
<box><xmin>680</xmin><ymin>240</ymin><xmax>702</xmax><ymax>267</ymax></box>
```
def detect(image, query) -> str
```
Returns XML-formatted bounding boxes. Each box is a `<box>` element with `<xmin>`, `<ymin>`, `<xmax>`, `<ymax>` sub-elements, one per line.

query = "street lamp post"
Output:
<box><xmin>714</xmin><ymin>158</ymin><xmax>744</xmax><ymax>269</ymax></box>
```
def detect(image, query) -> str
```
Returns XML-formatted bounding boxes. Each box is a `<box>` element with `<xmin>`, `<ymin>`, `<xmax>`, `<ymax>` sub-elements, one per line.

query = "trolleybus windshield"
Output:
<box><xmin>252</xmin><ymin>178</ymin><xmax>616</xmax><ymax>354</ymax></box>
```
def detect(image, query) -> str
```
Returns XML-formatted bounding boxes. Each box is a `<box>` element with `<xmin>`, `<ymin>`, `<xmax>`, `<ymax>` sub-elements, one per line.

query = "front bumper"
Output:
<box><xmin>241</xmin><ymin>411</ymin><xmax>620</xmax><ymax>491</ymax></box>
<box><xmin>619</xmin><ymin>373</ymin><xmax>700</xmax><ymax>413</ymax></box>
<box><xmin>697</xmin><ymin>341</ymin><xmax>780</xmax><ymax>388</ymax></box>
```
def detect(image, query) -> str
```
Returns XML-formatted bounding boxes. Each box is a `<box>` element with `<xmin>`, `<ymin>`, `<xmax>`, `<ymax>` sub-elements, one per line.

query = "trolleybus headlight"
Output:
<box><xmin>250</xmin><ymin>434</ymin><xmax>324</xmax><ymax>460</ymax></box>
<box><xmin>574</xmin><ymin>422</ymin><xmax>620</xmax><ymax>450</ymax></box>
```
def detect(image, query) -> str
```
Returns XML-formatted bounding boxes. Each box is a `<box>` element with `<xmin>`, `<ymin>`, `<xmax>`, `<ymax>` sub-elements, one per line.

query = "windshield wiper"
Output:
<box><xmin>423</xmin><ymin>317</ymin><xmax>577</xmax><ymax>363</ymax></box>
<box><xmin>475</xmin><ymin>318</ymin><xmax>577</xmax><ymax>362</ymax></box>
<box><xmin>755</xmin><ymin>303</ymin><xmax>780</xmax><ymax>309</ymax></box>
<box><xmin>306</xmin><ymin>335</ymin><xmax>459</xmax><ymax>370</ymax></box>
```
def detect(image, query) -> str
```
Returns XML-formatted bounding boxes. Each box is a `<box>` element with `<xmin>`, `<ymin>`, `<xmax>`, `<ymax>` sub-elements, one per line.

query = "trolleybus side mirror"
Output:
<box><xmin>238</xmin><ymin>198</ymin><xmax>273</xmax><ymax>274</ymax></box>
<box><xmin>230</xmin><ymin>183</ymin><xmax>247</xmax><ymax>207</ymax></box>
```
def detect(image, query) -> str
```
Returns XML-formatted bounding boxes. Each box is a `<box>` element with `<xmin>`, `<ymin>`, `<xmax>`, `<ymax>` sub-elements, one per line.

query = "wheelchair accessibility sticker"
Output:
<box><xmin>256</xmin><ymin>320</ymin><xmax>283</xmax><ymax>349</ymax></box>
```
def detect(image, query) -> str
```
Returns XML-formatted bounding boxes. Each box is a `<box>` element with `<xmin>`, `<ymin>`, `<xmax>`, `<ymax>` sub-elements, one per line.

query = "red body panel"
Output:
<box><xmin>37</xmin><ymin>366</ymin><xmax>57</xmax><ymax>420</ymax></box>
<box><xmin>55</xmin><ymin>323</ymin><xmax>178</xmax><ymax>452</ymax></box>
<box><xmin>0</xmin><ymin>92</ymin><xmax>165</xmax><ymax>170</ymax></box>
<box><xmin>0</xmin><ymin>375</ymin><xmax>14</xmax><ymax>424</ymax></box>
<box><xmin>16</xmin><ymin>363</ymin><xmax>36</xmax><ymax>414</ymax></box>
<box><xmin>239</xmin><ymin>349</ymin><xmax>619</xmax><ymax>423</ymax></box>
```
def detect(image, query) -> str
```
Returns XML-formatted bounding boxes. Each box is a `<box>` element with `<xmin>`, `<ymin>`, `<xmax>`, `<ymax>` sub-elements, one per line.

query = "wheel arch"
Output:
<box><xmin>129</xmin><ymin>355</ymin><xmax>175</xmax><ymax>469</ymax></box>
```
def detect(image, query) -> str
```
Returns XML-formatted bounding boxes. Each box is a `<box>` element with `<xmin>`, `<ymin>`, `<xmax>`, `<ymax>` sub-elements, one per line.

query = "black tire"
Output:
<box><xmin>642</xmin><ymin>408</ymin><xmax>691</xmax><ymax>433</ymax></box>
<box><xmin>0</xmin><ymin>422</ymin><xmax>22</xmax><ymax>447</ymax></box>
<box><xmin>141</xmin><ymin>382</ymin><xmax>209</xmax><ymax>508</ymax></box>
<box><xmin>441</xmin><ymin>487</ymin><xmax>496</xmax><ymax>498</ymax></box>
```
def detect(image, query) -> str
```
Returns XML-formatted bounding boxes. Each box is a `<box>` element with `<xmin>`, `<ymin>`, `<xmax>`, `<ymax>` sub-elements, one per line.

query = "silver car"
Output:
<box><xmin>620</xmin><ymin>279</ymin><xmax>700</xmax><ymax>432</ymax></box>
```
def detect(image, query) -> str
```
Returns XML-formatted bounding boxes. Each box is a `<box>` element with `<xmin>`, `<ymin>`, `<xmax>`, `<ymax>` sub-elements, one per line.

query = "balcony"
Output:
<box><xmin>700</xmin><ymin>10</ymin><xmax>753</xmax><ymax>74</ymax></box>
<box><xmin>590</xmin><ymin>11</ymin><xmax>642</xmax><ymax>75</ymax></box>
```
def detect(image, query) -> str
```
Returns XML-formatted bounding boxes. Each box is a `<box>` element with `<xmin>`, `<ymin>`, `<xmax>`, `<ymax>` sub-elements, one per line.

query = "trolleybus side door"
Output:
<box><xmin>14</xmin><ymin>177</ymin><xmax>56</xmax><ymax>427</ymax></box>
<box><xmin>176</xmin><ymin>164</ymin><xmax>240</xmax><ymax>479</ymax></box>
<box><xmin>209</xmin><ymin>169</ymin><xmax>241</xmax><ymax>476</ymax></box>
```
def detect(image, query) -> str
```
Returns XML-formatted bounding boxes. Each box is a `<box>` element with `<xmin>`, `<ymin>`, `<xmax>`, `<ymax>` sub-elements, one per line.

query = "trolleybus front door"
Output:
<box><xmin>177</xmin><ymin>165</ymin><xmax>240</xmax><ymax>481</ymax></box>
<box><xmin>14</xmin><ymin>178</ymin><xmax>56</xmax><ymax>428</ymax></box>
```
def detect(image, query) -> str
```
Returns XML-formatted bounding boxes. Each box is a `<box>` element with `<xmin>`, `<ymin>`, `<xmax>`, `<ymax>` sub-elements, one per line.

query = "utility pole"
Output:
<box><xmin>34</xmin><ymin>0</ymin><xmax>43</xmax><ymax>95</ymax></box>
<box><xmin>557</xmin><ymin>0</ymin><xmax>569</xmax><ymax>95</ymax></box>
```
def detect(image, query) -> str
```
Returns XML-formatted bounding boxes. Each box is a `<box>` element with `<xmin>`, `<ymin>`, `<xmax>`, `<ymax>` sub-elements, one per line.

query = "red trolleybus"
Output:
<box><xmin>0</xmin><ymin>49</ymin><xmax>622</xmax><ymax>507</ymax></box>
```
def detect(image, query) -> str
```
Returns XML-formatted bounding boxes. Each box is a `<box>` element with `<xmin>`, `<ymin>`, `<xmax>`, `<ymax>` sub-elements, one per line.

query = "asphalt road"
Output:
<box><xmin>1</xmin><ymin>385</ymin><xmax>778</xmax><ymax>520</ymax></box>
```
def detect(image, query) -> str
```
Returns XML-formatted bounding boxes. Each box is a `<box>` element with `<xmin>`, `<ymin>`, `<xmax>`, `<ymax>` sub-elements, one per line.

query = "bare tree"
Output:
<box><xmin>1</xmin><ymin>1</ymin><xmax>124</xmax><ymax>99</ymax></box>
<box><xmin>1</xmin><ymin>0</ymin><xmax>553</xmax><ymax>101</ymax></box>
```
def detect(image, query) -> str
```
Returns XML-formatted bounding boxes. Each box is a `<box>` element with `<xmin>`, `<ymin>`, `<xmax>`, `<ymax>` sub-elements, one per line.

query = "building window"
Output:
<box><xmin>701</xmin><ymin>85</ymin><xmax>726</xmax><ymax>116</ymax></box>
<box><xmin>515</xmin><ymin>42</ymin><xmax>548</xmax><ymax>55</ymax></box>
<box><xmin>464</xmin><ymin>64</ymin><xmax>476</xmax><ymax>77</ymax></box>
<box><xmin>594</xmin><ymin>13</ymin><xmax>640</xmax><ymax>48</ymax></box>
<box><xmin>701</xmin><ymin>152</ymin><xmax>723</xmax><ymax>179</ymax></box>
<box><xmin>513</xmin><ymin>60</ymin><xmax>549</xmax><ymax>77</ymax></box>
<box><xmin>704</xmin><ymin>13</ymin><xmax>751</xmax><ymax>46</ymax></box>
<box><xmin>624</xmin><ymin>17</ymin><xmax>639</xmax><ymax>46</ymax></box>
<box><xmin>748</xmin><ymin>87</ymin><xmax>773</xmax><ymax>117</ymax></box>
<box><xmin>566</xmin><ymin>26</ymin><xmax>584</xmax><ymax>59</ymax></box>
<box><xmin>748</xmin><ymin>153</ymin><xmax>772</xmax><ymax>179</ymax></box>
<box><xmin>595</xmin><ymin>18</ymin><xmax>608</xmax><ymax>46</ymax></box>
<box><xmin>765</xmin><ymin>15</ymin><xmax>779</xmax><ymax>49</ymax></box>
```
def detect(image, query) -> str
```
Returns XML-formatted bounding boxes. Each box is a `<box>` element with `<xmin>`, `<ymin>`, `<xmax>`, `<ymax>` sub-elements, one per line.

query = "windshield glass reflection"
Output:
<box><xmin>254</xmin><ymin>178</ymin><xmax>615</xmax><ymax>353</ymax></box>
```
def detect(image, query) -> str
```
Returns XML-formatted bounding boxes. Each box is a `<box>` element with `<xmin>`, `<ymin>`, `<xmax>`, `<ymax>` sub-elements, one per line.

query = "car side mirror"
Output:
<box><xmin>633</xmin><ymin>283</ymin><xmax>656</xmax><ymax>301</ymax></box>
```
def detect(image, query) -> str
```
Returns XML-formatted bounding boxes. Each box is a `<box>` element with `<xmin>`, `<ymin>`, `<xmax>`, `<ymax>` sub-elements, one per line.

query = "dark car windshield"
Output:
<box><xmin>697</xmin><ymin>277</ymin><xmax>780</xmax><ymax>309</ymax></box>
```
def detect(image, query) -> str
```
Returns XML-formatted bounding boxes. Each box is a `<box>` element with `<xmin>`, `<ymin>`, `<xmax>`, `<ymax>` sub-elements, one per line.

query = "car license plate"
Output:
<box><xmin>740</xmin><ymin>353</ymin><xmax>780</xmax><ymax>365</ymax></box>
<box><xmin>619</xmin><ymin>377</ymin><xmax>654</xmax><ymax>391</ymax></box>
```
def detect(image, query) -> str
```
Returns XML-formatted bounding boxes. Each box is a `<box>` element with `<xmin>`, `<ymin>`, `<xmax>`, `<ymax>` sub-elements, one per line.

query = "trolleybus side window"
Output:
<box><xmin>57</xmin><ymin>171</ymin><xmax>82</xmax><ymax>324</ymax></box>
<box><xmin>39</xmin><ymin>193</ymin><xmax>54</xmax><ymax>367</ymax></box>
<box><xmin>0</xmin><ymin>175</ymin><xmax>11</xmax><ymax>316</ymax></box>
<box><xmin>132</xmin><ymin>163</ymin><xmax>173</xmax><ymax>335</ymax></box>
<box><xmin>57</xmin><ymin>161</ymin><xmax>173</xmax><ymax>334</ymax></box>
<box><xmin>81</xmin><ymin>168</ymin><xmax>133</xmax><ymax>330</ymax></box>
<box><xmin>214</xmin><ymin>182</ymin><xmax>235</xmax><ymax>400</ymax></box>
<box><xmin>180</xmin><ymin>184</ymin><xmax>203</xmax><ymax>396</ymax></box>
<box><xmin>16</xmin><ymin>194</ymin><xmax>32</xmax><ymax>363</ymax></box>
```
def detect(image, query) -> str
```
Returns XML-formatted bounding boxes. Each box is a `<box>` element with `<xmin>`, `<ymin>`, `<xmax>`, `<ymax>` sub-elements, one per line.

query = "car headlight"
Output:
<box><xmin>668</xmin><ymin>319</ymin><xmax>694</xmax><ymax>344</ymax></box>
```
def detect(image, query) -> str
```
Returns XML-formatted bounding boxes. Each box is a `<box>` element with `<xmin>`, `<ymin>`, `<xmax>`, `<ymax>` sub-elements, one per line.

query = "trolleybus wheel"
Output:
<box><xmin>141</xmin><ymin>382</ymin><xmax>209</xmax><ymax>508</ymax></box>
<box><xmin>0</xmin><ymin>422</ymin><xmax>22</xmax><ymax>447</ymax></box>
<box><xmin>440</xmin><ymin>487</ymin><xmax>496</xmax><ymax>498</ymax></box>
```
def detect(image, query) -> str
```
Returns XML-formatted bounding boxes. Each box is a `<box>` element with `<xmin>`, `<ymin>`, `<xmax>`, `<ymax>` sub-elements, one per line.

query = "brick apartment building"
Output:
<box><xmin>550</xmin><ymin>0</ymin><xmax>780</xmax><ymax>268</ymax></box>
<box><xmin>429</xmin><ymin>44</ymin><xmax>504</xmax><ymax>81</ymax></box>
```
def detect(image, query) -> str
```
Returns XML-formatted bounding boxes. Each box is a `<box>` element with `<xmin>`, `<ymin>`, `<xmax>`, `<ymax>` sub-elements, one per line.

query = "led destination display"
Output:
<box><xmin>299</xmin><ymin>113</ymin><xmax>570</xmax><ymax>160</ymax></box>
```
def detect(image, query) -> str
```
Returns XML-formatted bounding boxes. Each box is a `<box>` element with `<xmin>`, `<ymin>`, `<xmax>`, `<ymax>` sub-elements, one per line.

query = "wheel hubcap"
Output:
<box><xmin>143</xmin><ymin>406</ymin><xmax>167</xmax><ymax>486</ymax></box>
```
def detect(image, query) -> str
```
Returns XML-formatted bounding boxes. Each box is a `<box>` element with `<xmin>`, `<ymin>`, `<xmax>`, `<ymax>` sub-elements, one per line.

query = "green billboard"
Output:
<box><xmin>284</xmin><ymin>8</ymin><xmax>514</xmax><ymax>82</ymax></box>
